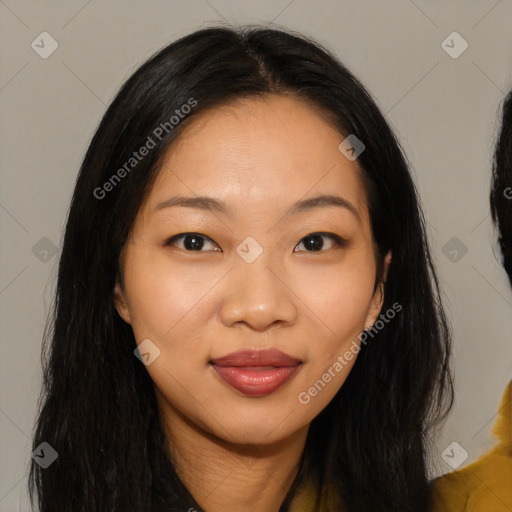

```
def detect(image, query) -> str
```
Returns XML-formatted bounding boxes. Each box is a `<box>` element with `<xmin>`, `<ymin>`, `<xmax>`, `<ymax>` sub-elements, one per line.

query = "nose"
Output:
<box><xmin>219</xmin><ymin>254</ymin><xmax>298</xmax><ymax>332</ymax></box>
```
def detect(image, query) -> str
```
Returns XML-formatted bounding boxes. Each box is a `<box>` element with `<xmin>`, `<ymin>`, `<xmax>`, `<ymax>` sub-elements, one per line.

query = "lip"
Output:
<box><xmin>211</xmin><ymin>348</ymin><xmax>302</xmax><ymax>367</ymax></box>
<box><xmin>210</xmin><ymin>349</ymin><xmax>302</xmax><ymax>397</ymax></box>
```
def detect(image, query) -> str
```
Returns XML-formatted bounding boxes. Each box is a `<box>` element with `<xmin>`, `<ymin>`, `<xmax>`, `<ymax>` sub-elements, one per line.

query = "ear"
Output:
<box><xmin>363</xmin><ymin>250</ymin><xmax>392</xmax><ymax>331</ymax></box>
<box><xmin>113</xmin><ymin>280</ymin><xmax>132</xmax><ymax>324</ymax></box>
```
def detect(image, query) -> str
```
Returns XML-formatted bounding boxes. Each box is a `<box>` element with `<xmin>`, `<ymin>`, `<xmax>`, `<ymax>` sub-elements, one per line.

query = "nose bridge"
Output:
<box><xmin>220</xmin><ymin>241</ymin><xmax>297</xmax><ymax>330</ymax></box>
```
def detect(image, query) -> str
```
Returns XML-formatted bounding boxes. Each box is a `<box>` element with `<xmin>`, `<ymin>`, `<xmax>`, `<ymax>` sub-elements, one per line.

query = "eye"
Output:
<box><xmin>294</xmin><ymin>232</ymin><xmax>345</xmax><ymax>252</ymax></box>
<box><xmin>164</xmin><ymin>232</ymin><xmax>345</xmax><ymax>253</ymax></box>
<box><xmin>164</xmin><ymin>233</ymin><xmax>221</xmax><ymax>252</ymax></box>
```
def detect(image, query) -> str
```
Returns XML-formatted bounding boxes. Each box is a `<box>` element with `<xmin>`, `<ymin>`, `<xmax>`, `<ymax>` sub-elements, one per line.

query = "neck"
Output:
<box><xmin>159</xmin><ymin>400</ymin><xmax>309</xmax><ymax>512</ymax></box>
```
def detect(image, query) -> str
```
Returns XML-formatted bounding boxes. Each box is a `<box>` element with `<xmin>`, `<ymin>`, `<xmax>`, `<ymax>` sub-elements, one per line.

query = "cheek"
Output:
<box><xmin>297</xmin><ymin>256</ymin><xmax>376</xmax><ymax>341</ymax></box>
<box><xmin>294</xmin><ymin>259</ymin><xmax>376</xmax><ymax>399</ymax></box>
<box><xmin>123</xmin><ymin>246</ymin><xmax>216</xmax><ymax>342</ymax></box>
<box><xmin>294</xmin><ymin>265</ymin><xmax>372</xmax><ymax>413</ymax></box>
<box><xmin>123</xmin><ymin>250</ymin><xmax>214</xmax><ymax>399</ymax></box>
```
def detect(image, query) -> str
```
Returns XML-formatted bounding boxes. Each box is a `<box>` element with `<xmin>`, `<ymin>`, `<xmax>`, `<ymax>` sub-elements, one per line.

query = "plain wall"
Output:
<box><xmin>1</xmin><ymin>1</ymin><xmax>511</xmax><ymax>510</ymax></box>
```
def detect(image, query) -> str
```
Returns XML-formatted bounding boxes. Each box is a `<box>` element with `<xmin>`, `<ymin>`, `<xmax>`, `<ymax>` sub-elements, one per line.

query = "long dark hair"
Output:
<box><xmin>29</xmin><ymin>25</ymin><xmax>453</xmax><ymax>512</ymax></box>
<box><xmin>490</xmin><ymin>90</ymin><xmax>512</xmax><ymax>287</ymax></box>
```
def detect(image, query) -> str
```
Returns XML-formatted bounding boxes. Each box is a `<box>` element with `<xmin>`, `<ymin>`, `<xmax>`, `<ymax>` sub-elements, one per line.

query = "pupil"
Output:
<box><xmin>305</xmin><ymin>234</ymin><xmax>323</xmax><ymax>251</ymax></box>
<box><xmin>185</xmin><ymin>235</ymin><xmax>203</xmax><ymax>250</ymax></box>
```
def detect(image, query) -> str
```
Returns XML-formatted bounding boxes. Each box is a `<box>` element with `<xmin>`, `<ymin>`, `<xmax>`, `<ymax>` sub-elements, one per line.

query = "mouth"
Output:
<box><xmin>209</xmin><ymin>348</ymin><xmax>302</xmax><ymax>397</ymax></box>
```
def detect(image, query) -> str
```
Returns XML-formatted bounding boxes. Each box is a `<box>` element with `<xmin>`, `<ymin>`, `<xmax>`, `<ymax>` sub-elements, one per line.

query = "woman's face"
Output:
<box><xmin>114</xmin><ymin>94</ymin><xmax>391</xmax><ymax>445</ymax></box>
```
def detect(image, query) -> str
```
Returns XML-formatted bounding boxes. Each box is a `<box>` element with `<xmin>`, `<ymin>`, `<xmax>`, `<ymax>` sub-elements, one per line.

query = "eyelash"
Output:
<box><xmin>163</xmin><ymin>232</ymin><xmax>346</xmax><ymax>253</ymax></box>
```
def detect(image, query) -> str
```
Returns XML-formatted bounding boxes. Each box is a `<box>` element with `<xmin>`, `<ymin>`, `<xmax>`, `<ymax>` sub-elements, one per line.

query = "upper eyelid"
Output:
<box><xmin>166</xmin><ymin>232</ymin><xmax>217</xmax><ymax>244</ymax></box>
<box><xmin>164</xmin><ymin>233</ymin><xmax>220</xmax><ymax>251</ymax></box>
<box><xmin>294</xmin><ymin>233</ymin><xmax>344</xmax><ymax>249</ymax></box>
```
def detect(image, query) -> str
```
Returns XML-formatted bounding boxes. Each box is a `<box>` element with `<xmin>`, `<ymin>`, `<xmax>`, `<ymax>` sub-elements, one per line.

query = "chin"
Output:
<box><xmin>217</xmin><ymin>428</ymin><xmax>294</xmax><ymax>447</ymax></box>
<box><xmin>208</xmin><ymin>413</ymin><xmax>305</xmax><ymax>447</ymax></box>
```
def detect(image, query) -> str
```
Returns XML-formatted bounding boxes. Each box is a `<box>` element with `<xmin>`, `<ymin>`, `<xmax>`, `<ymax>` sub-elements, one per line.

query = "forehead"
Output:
<box><xmin>143</xmin><ymin>94</ymin><xmax>370</xmax><ymax>225</ymax></box>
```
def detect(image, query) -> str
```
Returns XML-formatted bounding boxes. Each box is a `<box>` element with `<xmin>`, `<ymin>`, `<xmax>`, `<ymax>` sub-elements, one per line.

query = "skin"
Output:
<box><xmin>113</xmin><ymin>93</ymin><xmax>392</xmax><ymax>512</ymax></box>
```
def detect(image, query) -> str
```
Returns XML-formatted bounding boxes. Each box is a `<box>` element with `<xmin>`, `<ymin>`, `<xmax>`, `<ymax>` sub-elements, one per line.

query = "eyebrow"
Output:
<box><xmin>154</xmin><ymin>193</ymin><xmax>362</xmax><ymax>224</ymax></box>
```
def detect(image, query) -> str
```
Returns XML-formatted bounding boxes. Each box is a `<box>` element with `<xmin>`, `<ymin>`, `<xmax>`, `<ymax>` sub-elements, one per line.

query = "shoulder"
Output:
<box><xmin>430</xmin><ymin>380</ymin><xmax>512</xmax><ymax>512</ymax></box>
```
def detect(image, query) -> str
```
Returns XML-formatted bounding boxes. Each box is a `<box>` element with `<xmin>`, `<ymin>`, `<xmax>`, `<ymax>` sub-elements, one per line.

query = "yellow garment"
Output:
<box><xmin>431</xmin><ymin>380</ymin><xmax>512</xmax><ymax>511</ymax></box>
<box><xmin>288</xmin><ymin>381</ymin><xmax>512</xmax><ymax>512</ymax></box>
<box><xmin>287</xmin><ymin>477</ymin><xmax>336</xmax><ymax>511</ymax></box>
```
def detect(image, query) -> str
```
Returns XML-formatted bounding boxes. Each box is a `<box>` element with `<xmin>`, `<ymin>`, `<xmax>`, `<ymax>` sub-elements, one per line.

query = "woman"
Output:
<box><xmin>29</xmin><ymin>26</ymin><xmax>454</xmax><ymax>511</ymax></box>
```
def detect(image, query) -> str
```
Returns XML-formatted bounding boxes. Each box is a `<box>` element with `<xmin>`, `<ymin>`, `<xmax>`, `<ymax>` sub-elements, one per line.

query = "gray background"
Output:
<box><xmin>1</xmin><ymin>1</ymin><xmax>511</xmax><ymax>510</ymax></box>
